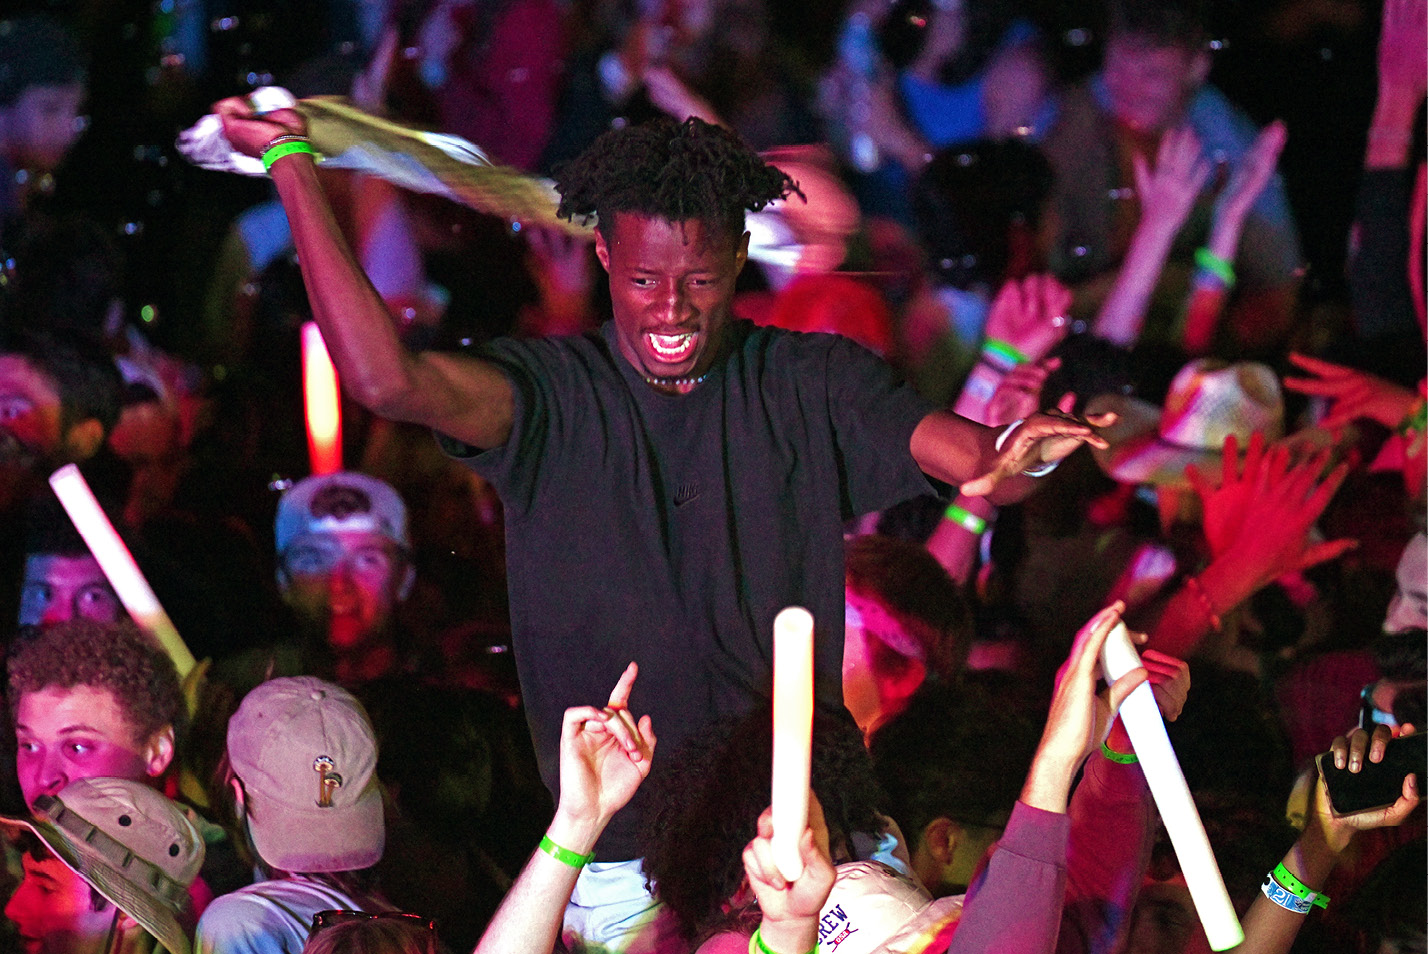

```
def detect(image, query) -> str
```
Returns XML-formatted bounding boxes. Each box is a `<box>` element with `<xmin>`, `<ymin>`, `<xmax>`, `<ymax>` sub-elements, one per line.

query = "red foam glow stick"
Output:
<box><xmin>302</xmin><ymin>322</ymin><xmax>342</xmax><ymax>474</ymax></box>
<box><xmin>771</xmin><ymin>606</ymin><xmax>814</xmax><ymax>882</ymax></box>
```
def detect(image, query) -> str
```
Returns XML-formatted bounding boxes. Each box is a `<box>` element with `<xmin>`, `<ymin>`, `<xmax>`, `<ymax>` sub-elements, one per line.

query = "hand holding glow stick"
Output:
<box><xmin>302</xmin><ymin>322</ymin><xmax>343</xmax><ymax>475</ymax></box>
<box><xmin>1101</xmin><ymin>622</ymin><xmax>1243</xmax><ymax>951</ymax></box>
<box><xmin>771</xmin><ymin>606</ymin><xmax>814</xmax><ymax>882</ymax></box>
<box><xmin>48</xmin><ymin>464</ymin><xmax>197</xmax><ymax>678</ymax></box>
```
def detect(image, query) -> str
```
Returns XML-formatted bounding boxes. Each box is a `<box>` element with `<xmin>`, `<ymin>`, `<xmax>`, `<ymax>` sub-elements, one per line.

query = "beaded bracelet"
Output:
<box><xmin>944</xmin><ymin>503</ymin><xmax>988</xmax><ymax>535</ymax></box>
<box><xmin>749</xmin><ymin>927</ymin><xmax>818</xmax><ymax>954</ymax></box>
<box><xmin>1193</xmin><ymin>247</ymin><xmax>1236</xmax><ymax>288</ymax></box>
<box><xmin>538</xmin><ymin>833</ymin><xmax>595</xmax><ymax>869</ymax></box>
<box><xmin>1101</xmin><ymin>740</ymin><xmax>1139</xmax><ymax>764</ymax></box>
<box><xmin>1260</xmin><ymin>862</ymin><xmax>1328</xmax><ymax>915</ymax></box>
<box><xmin>1184</xmin><ymin>575</ymin><xmax>1223</xmax><ymax>634</ymax></box>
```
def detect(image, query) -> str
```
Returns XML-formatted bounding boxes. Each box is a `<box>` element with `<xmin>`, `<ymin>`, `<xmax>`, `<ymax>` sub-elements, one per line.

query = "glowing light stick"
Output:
<box><xmin>1101</xmin><ymin>622</ymin><xmax>1243</xmax><ymax>951</ymax></box>
<box><xmin>302</xmin><ymin>322</ymin><xmax>342</xmax><ymax>475</ymax></box>
<box><xmin>771</xmin><ymin>606</ymin><xmax>815</xmax><ymax>882</ymax></box>
<box><xmin>48</xmin><ymin>464</ymin><xmax>197</xmax><ymax>678</ymax></box>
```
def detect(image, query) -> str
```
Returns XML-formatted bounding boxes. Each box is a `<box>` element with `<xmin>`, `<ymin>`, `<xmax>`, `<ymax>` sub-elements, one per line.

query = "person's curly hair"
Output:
<box><xmin>638</xmin><ymin>702</ymin><xmax>882</xmax><ymax>941</ymax></box>
<box><xmin>554</xmin><ymin>116</ymin><xmax>799</xmax><ymax>244</ymax></box>
<box><xmin>7</xmin><ymin>619</ymin><xmax>185</xmax><ymax>747</ymax></box>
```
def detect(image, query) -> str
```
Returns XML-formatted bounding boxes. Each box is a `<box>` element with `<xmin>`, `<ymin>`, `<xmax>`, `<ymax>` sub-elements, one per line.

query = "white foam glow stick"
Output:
<box><xmin>49</xmin><ymin>464</ymin><xmax>197</xmax><ymax>678</ymax></box>
<box><xmin>302</xmin><ymin>322</ymin><xmax>342</xmax><ymax>475</ymax></box>
<box><xmin>1101</xmin><ymin>622</ymin><xmax>1243</xmax><ymax>951</ymax></box>
<box><xmin>771</xmin><ymin>606</ymin><xmax>814</xmax><ymax>882</ymax></box>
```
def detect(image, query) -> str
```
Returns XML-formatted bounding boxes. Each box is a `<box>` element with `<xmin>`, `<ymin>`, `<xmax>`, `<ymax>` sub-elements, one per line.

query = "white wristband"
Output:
<box><xmin>993</xmin><ymin>418</ymin><xmax>1062</xmax><ymax>478</ymax></box>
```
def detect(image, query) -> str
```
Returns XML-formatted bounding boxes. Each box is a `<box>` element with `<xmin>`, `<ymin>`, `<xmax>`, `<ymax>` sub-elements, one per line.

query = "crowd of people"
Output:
<box><xmin>0</xmin><ymin>0</ymin><xmax>1423</xmax><ymax>952</ymax></box>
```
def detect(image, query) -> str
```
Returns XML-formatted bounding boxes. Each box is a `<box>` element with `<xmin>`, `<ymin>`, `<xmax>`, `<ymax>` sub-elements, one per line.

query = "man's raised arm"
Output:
<box><xmin>213</xmin><ymin>98</ymin><xmax>515</xmax><ymax>451</ymax></box>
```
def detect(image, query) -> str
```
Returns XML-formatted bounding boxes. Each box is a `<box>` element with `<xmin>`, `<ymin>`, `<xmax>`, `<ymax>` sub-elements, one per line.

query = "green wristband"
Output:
<box><xmin>1270</xmin><ymin>862</ymin><xmax>1329</xmax><ymax>909</ymax></box>
<box><xmin>539</xmin><ymin>833</ymin><xmax>595</xmax><ymax>869</ymax></box>
<box><xmin>943</xmin><ymin>503</ymin><xmax>987</xmax><ymax>535</ymax></box>
<box><xmin>749</xmin><ymin>927</ymin><xmax>818</xmax><ymax>954</ymax></box>
<box><xmin>1194</xmin><ymin>247</ymin><xmax>1236</xmax><ymax>287</ymax></box>
<box><xmin>1398</xmin><ymin>398</ymin><xmax>1427</xmax><ymax>436</ymax></box>
<box><xmin>1101</xmin><ymin>740</ymin><xmax>1139</xmax><ymax>764</ymax></box>
<box><xmin>981</xmin><ymin>338</ymin><xmax>1028</xmax><ymax>371</ymax></box>
<box><xmin>261</xmin><ymin>139</ymin><xmax>318</xmax><ymax>173</ymax></box>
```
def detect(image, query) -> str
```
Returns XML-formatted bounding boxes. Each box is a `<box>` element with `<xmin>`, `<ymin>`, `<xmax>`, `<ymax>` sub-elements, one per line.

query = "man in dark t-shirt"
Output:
<box><xmin>212</xmin><ymin>105</ymin><xmax>1113</xmax><ymax>948</ymax></box>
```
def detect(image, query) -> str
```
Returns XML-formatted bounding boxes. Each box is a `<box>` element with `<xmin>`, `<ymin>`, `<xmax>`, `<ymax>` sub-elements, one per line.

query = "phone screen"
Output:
<box><xmin>1316</xmin><ymin>733</ymin><xmax>1426</xmax><ymax>816</ymax></box>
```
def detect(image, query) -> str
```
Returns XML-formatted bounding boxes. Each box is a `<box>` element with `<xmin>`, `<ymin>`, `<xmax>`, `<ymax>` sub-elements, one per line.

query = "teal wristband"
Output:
<box><xmin>262</xmin><ymin>139</ymin><xmax>318</xmax><ymax>173</ymax></box>
<box><xmin>538</xmin><ymin>833</ymin><xmax>595</xmax><ymax>869</ymax></box>
<box><xmin>944</xmin><ymin>503</ymin><xmax>987</xmax><ymax>535</ymax></box>
<box><xmin>981</xmin><ymin>338</ymin><xmax>1028</xmax><ymax>372</ymax></box>
<box><xmin>750</xmin><ymin>927</ymin><xmax>818</xmax><ymax>954</ymax></box>
<box><xmin>1194</xmin><ymin>247</ymin><xmax>1236</xmax><ymax>287</ymax></box>
<box><xmin>1101</xmin><ymin>740</ymin><xmax>1139</xmax><ymax>764</ymax></box>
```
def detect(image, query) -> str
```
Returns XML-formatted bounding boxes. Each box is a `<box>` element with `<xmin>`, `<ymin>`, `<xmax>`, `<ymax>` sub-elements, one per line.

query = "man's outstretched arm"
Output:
<box><xmin>214</xmin><ymin>98</ymin><xmax>516</xmax><ymax>450</ymax></box>
<box><xmin>910</xmin><ymin>407</ymin><xmax>1113</xmax><ymax>504</ymax></box>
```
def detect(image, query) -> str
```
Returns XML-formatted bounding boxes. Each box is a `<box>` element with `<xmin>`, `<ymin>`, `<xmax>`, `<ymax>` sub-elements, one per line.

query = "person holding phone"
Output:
<box><xmin>1235</xmin><ymin>724</ymin><xmax>1420</xmax><ymax>954</ymax></box>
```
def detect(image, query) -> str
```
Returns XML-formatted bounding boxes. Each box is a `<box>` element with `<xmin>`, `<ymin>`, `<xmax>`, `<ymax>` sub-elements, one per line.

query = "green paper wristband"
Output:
<box><xmin>1194</xmin><ymin>247</ymin><xmax>1236</xmax><ymax>287</ymax></box>
<box><xmin>1101</xmin><ymin>740</ymin><xmax>1139</xmax><ymax>764</ymax></box>
<box><xmin>1398</xmin><ymin>398</ymin><xmax>1427</xmax><ymax>436</ymax></box>
<box><xmin>262</xmin><ymin>139</ymin><xmax>318</xmax><ymax>173</ymax></box>
<box><xmin>538</xmin><ymin>833</ymin><xmax>595</xmax><ymax>869</ymax></box>
<box><xmin>1271</xmin><ymin>863</ymin><xmax>1329</xmax><ymax>908</ymax></box>
<box><xmin>749</xmin><ymin>927</ymin><xmax>818</xmax><ymax>954</ymax></box>
<box><xmin>944</xmin><ymin>503</ymin><xmax>987</xmax><ymax>535</ymax></box>
<box><xmin>981</xmin><ymin>338</ymin><xmax>1028</xmax><ymax>371</ymax></box>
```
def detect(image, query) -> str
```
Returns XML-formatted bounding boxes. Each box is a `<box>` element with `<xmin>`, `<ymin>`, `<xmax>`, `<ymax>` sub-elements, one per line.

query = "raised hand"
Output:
<box><xmin>1212</xmin><ymin>121</ymin><xmax>1286</xmax><ymax>236</ymax></box>
<box><xmin>1186</xmin><ymin>437</ymin><xmax>1355</xmax><ymax>592</ymax></box>
<box><xmin>213</xmin><ymin>97</ymin><xmax>307</xmax><ymax>158</ymax></box>
<box><xmin>1105</xmin><ymin>648</ymin><xmax>1190</xmax><ymax>755</ymax></box>
<box><xmin>982</xmin><ymin>275</ymin><xmax>1073</xmax><ymax>366</ymax></box>
<box><xmin>1283</xmin><ymin>352</ymin><xmax>1419</xmax><ymax>431</ymax></box>
<box><xmin>1133</xmin><ymin>126</ymin><xmax>1210</xmax><ymax>236</ymax></box>
<box><xmin>1022</xmin><ymin>603</ymin><xmax>1148</xmax><ymax>812</ymax></box>
<box><xmin>742</xmin><ymin>798</ymin><xmax>837</xmax><ymax>954</ymax></box>
<box><xmin>552</xmin><ymin>662</ymin><xmax>657</xmax><ymax>839</ymax></box>
<box><xmin>959</xmin><ymin>409</ymin><xmax>1115</xmax><ymax>498</ymax></box>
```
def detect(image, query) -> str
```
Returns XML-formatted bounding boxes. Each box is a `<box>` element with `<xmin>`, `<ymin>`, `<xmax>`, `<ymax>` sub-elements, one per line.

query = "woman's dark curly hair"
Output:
<box><xmin>638</xmin><ymin>702</ymin><xmax>883</xmax><ymax>941</ymax></box>
<box><xmin>554</xmin><ymin>116</ymin><xmax>799</xmax><ymax>245</ymax></box>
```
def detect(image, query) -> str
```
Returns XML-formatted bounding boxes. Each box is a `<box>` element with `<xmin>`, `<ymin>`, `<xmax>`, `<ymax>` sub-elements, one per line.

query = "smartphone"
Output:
<box><xmin>1316</xmin><ymin>732</ymin><xmax>1426</xmax><ymax>816</ymax></box>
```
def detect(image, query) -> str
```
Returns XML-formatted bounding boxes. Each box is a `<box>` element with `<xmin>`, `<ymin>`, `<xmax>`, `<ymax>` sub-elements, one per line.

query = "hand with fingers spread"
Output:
<box><xmin>1185</xmin><ymin>436</ymin><xmax>1355</xmax><ymax>595</ymax></box>
<box><xmin>1021</xmin><ymin>602</ymin><xmax>1149</xmax><ymax>813</ymax></box>
<box><xmin>959</xmin><ymin>408</ymin><xmax>1115</xmax><ymax>498</ymax></box>
<box><xmin>1211</xmin><ymin>121</ymin><xmax>1287</xmax><ymax>241</ymax></box>
<box><xmin>982</xmin><ymin>275</ymin><xmax>1074</xmax><ymax>366</ymax></box>
<box><xmin>1133</xmin><ymin>127</ymin><xmax>1211</xmax><ymax>237</ymax></box>
<box><xmin>741</xmin><ymin>798</ymin><xmax>837</xmax><ymax>954</ymax></box>
<box><xmin>1283</xmin><ymin>353</ymin><xmax>1419</xmax><ymax>432</ymax></box>
<box><xmin>550</xmin><ymin>662</ymin><xmax>657</xmax><ymax>850</ymax></box>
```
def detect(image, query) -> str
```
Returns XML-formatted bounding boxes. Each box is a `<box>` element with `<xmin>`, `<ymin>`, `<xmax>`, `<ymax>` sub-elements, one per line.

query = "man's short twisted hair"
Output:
<box><xmin>554</xmin><ymin>117</ymin><xmax>799</xmax><ymax>244</ymax></box>
<box><xmin>7</xmin><ymin>619</ymin><xmax>184</xmax><ymax>746</ymax></box>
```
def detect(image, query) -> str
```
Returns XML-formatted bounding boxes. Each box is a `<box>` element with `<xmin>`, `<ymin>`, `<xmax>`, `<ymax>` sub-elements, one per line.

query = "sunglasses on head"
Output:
<box><xmin>309</xmin><ymin>910</ymin><xmax>438</xmax><ymax>954</ymax></box>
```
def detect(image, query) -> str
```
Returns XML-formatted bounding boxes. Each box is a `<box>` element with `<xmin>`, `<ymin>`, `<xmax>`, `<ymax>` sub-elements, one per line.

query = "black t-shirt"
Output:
<box><xmin>445</xmin><ymin>320</ymin><xmax>934</xmax><ymax>858</ymax></box>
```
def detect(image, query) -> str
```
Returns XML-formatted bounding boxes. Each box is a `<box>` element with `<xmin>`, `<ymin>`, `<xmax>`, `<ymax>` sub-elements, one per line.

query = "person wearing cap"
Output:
<box><xmin>1</xmin><ymin>776</ymin><xmax>205</xmax><ymax>954</ymax></box>
<box><xmin>195</xmin><ymin>676</ymin><xmax>391</xmax><ymax>954</ymax></box>
<box><xmin>273</xmin><ymin>473</ymin><xmax>416</xmax><ymax>687</ymax></box>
